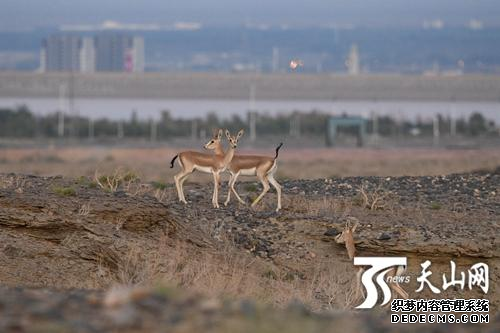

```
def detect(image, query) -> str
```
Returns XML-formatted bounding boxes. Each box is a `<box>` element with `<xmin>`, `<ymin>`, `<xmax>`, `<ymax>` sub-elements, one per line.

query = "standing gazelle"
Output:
<box><xmin>170</xmin><ymin>129</ymin><xmax>244</xmax><ymax>208</ymax></box>
<box><xmin>204</xmin><ymin>130</ymin><xmax>283</xmax><ymax>212</ymax></box>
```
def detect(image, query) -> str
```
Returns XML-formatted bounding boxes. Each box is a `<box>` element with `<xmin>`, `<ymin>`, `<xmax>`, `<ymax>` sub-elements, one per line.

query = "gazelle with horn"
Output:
<box><xmin>204</xmin><ymin>130</ymin><xmax>283</xmax><ymax>212</ymax></box>
<box><xmin>170</xmin><ymin>129</ymin><xmax>244</xmax><ymax>208</ymax></box>
<box><xmin>335</xmin><ymin>220</ymin><xmax>409</xmax><ymax>305</ymax></box>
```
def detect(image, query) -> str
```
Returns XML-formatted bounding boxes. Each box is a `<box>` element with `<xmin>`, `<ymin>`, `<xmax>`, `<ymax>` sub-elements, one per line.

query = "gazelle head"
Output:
<box><xmin>334</xmin><ymin>219</ymin><xmax>359</xmax><ymax>260</ymax></box>
<box><xmin>225</xmin><ymin>129</ymin><xmax>244</xmax><ymax>148</ymax></box>
<box><xmin>204</xmin><ymin>129</ymin><xmax>223</xmax><ymax>150</ymax></box>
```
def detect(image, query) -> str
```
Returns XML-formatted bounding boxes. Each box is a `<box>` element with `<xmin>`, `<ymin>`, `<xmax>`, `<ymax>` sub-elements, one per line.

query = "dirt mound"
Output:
<box><xmin>0</xmin><ymin>173</ymin><xmax>212</xmax><ymax>289</ymax></box>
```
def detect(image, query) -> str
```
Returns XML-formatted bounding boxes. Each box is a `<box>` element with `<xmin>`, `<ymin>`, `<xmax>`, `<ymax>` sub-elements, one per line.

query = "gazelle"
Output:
<box><xmin>204</xmin><ymin>131</ymin><xmax>283</xmax><ymax>212</ymax></box>
<box><xmin>170</xmin><ymin>129</ymin><xmax>244</xmax><ymax>208</ymax></box>
<box><xmin>335</xmin><ymin>220</ymin><xmax>409</xmax><ymax>305</ymax></box>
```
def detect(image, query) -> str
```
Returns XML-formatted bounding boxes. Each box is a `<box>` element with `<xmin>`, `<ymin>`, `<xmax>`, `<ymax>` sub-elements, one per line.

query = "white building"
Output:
<box><xmin>346</xmin><ymin>44</ymin><xmax>360</xmax><ymax>76</ymax></box>
<box><xmin>79</xmin><ymin>37</ymin><xmax>95</xmax><ymax>73</ymax></box>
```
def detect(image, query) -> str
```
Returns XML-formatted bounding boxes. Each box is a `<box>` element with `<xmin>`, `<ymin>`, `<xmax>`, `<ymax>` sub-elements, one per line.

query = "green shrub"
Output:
<box><xmin>53</xmin><ymin>186</ymin><xmax>76</xmax><ymax>196</ymax></box>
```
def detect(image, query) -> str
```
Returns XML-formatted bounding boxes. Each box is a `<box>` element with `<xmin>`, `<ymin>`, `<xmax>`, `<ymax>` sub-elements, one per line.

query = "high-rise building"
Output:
<box><xmin>94</xmin><ymin>34</ymin><xmax>144</xmax><ymax>72</ymax></box>
<box><xmin>42</xmin><ymin>35</ymin><xmax>81</xmax><ymax>72</ymax></box>
<box><xmin>41</xmin><ymin>34</ymin><xmax>144</xmax><ymax>73</ymax></box>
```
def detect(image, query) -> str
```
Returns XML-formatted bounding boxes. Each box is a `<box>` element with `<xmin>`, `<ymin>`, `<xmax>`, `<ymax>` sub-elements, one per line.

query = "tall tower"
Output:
<box><xmin>272</xmin><ymin>47</ymin><xmax>279</xmax><ymax>73</ymax></box>
<box><xmin>79</xmin><ymin>37</ymin><xmax>95</xmax><ymax>73</ymax></box>
<box><xmin>131</xmin><ymin>36</ymin><xmax>145</xmax><ymax>73</ymax></box>
<box><xmin>346</xmin><ymin>44</ymin><xmax>360</xmax><ymax>76</ymax></box>
<box><xmin>39</xmin><ymin>46</ymin><xmax>46</xmax><ymax>73</ymax></box>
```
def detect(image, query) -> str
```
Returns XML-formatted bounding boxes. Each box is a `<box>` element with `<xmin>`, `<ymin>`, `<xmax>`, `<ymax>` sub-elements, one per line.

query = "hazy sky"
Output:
<box><xmin>2</xmin><ymin>0</ymin><xmax>500</xmax><ymax>30</ymax></box>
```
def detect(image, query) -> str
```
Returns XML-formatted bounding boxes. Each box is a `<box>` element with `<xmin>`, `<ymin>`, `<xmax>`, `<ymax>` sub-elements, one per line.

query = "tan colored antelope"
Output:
<box><xmin>335</xmin><ymin>220</ymin><xmax>409</xmax><ymax>304</ymax></box>
<box><xmin>204</xmin><ymin>131</ymin><xmax>283</xmax><ymax>212</ymax></box>
<box><xmin>170</xmin><ymin>129</ymin><xmax>244</xmax><ymax>208</ymax></box>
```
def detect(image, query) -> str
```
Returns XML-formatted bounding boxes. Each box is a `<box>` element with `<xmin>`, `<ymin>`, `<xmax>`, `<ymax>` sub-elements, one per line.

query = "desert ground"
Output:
<box><xmin>1</xmin><ymin>145</ymin><xmax>500</xmax><ymax>181</ymax></box>
<box><xmin>0</xmin><ymin>145</ymin><xmax>499</xmax><ymax>331</ymax></box>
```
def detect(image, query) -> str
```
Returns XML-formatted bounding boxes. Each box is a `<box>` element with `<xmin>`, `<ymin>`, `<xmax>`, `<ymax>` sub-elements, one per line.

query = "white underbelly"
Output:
<box><xmin>239</xmin><ymin>167</ymin><xmax>257</xmax><ymax>176</ymax></box>
<box><xmin>194</xmin><ymin>165</ymin><xmax>214</xmax><ymax>174</ymax></box>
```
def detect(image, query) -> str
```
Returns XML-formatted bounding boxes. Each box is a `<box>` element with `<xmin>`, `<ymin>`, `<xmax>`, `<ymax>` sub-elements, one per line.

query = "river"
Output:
<box><xmin>1</xmin><ymin>97</ymin><xmax>499</xmax><ymax>122</ymax></box>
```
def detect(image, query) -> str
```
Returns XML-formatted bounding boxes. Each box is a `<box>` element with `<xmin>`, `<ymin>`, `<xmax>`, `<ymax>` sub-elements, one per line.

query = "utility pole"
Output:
<box><xmin>289</xmin><ymin>112</ymin><xmax>301</xmax><ymax>138</ymax></box>
<box><xmin>88</xmin><ymin>118</ymin><xmax>94</xmax><ymax>141</ymax></box>
<box><xmin>150</xmin><ymin>119</ymin><xmax>157</xmax><ymax>142</ymax></box>
<box><xmin>450</xmin><ymin>117</ymin><xmax>457</xmax><ymax>137</ymax></box>
<box><xmin>191</xmin><ymin>119</ymin><xmax>198</xmax><ymax>141</ymax></box>
<box><xmin>372</xmin><ymin>111</ymin><xmax>379</xmax><ymax>146</ymax></box>
<box><xmin>433</xmin><ymin>114</ymin><xmax>440</xmax><ymax>146</ymax></box>
<box><xmin>58</xmin><ymin>84</ymin><xmax>66</xmax><ymax>138</ymax></box>
<box><xmin>117</xmin><ymin>121</ymin><xmax>124</xmax><ymax>139</ymax></box>
<box><xmin>450</xmin><ymin>105</ymin><xmax>457</xmax><ymax>137</ymax></box>
<box><xmin>249</xmin><ymin>84</ymin><xmax>257</xmax><ymax>142</ymax></box>
<box><xmin>68</xmin><ymin>71</ymin><xmax>77</xmax><ymax>138</ymax></box>
<box><xmin>272</xmin><ymin>47</ymin><xmax>279</xmax><ymax>73</ymax></box>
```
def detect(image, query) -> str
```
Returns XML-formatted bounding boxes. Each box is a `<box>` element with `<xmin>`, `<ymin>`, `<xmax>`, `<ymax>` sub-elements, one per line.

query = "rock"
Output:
<box><xmin>377</xmin><ymin>233</ymin><xmax>391</xmax><ymax>241</ymax></box>
<box><xmin>324</xmin><ymin>228</ymin><xmax>340</xmax><ymax>237</ymax></box>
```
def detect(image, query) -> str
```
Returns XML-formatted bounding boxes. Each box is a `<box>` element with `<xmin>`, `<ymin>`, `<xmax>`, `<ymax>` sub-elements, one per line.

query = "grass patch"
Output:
<box><xmin>430</xmin><ymin>201</ymin><xmax>442</xmax><ymax>210</ymax></box>
<box><xmin>151</xmin><ymin>181</ymin><xmax>168</xmax><ymax>190</ymax></box>
<box><xmin>53</xmin><ymin>186</ymin><xmax>76</xmax><ymax>197</ymax></box>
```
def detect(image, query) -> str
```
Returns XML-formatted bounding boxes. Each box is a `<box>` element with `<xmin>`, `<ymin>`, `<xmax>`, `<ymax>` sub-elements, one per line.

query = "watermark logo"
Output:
<box><xmin>416</xmin><ymin>260</ymin><xmax>489</xmax><ymax>294</ymax></box>
<box><xmin>354</xmin><ymin>257</ymin><xmax>489</xmax><ymax>310</ymax></box>
<box><xmin>354</xmin><ymin>257</ymin><xmax>407</xmax><ymax>309</ymax></box>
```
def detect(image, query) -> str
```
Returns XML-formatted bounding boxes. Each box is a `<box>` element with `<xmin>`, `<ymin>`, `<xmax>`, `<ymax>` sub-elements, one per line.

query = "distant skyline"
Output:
<box><xmin>2</xmin><ymin>0</ymin><xmax>500</xmax><ymax>30</ymax></box>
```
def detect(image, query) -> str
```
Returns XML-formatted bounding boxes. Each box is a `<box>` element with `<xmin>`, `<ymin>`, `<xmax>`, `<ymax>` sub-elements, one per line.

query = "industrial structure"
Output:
<box><xmin>326</xmin><ymin>116</ymin><xmax>368</xmax><ymax>147</ymax></box>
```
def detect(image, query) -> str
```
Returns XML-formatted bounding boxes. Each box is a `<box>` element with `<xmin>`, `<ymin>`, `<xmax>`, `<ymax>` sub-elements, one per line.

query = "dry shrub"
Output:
<box><xmin>0</xmin><ymin>174</ymin><xmax>26</xmax><ymax>191</ymax></box>
<box><xmin>356</xmin><ymin>183</ymin><xmax>392</xmax><ymax>210</ymax></box>
<box><xmin>102</xmin><ymin>235</ymin><xmax>358</xmax><ymax>311</ymax></box>
<box><xmin>94</xmin><ymin>168</ymin><xmax>140</xmax><ymax>193</ymax></box>
<box><xmin>78</xmin><ymin>203</ymin><xmax>91</xmax><ymax>216</ymax></box>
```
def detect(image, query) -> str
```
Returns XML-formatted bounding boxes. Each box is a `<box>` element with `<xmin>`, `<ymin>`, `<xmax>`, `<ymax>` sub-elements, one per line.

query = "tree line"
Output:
<box><xmin>0</xmin><ymin>106</ymin><xmax>497</xmax><ymax>140</ymax></box>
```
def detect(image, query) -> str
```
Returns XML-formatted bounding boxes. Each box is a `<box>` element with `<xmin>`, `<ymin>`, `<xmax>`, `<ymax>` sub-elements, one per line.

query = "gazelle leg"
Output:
<box><xmin>212</xmin><ymin>171</ymin><xmax>220</xmax><ymax>208</ymax></box>
<box><xmin>174</xmin><ymin>170</ymin><xmax>190</xmax><ymax>204</ymax></box>
<box><xmin>224</xmin><ymin>173</ymin><xmax>234</xmax><ymax>206</ymax></box>
<box><xmin>174</xmin><ymin>173</ymin><xmax>182</xmax><ymax>202</ymax></box>
<box><xmin>251</xmin><ymin>173</ymin><xmax>270</xmax><ymax>208</ymax></box>
<box><xmin>179</xmin><ymin>172</ymin><xmax>192</xmax><ymax>203</ymax></box>
<box><xmin>212</xmin><ymin>173</ymin><xmax>217</xmax><ymax>204</ymax></box>
<box><xmin>267</xmin><ymin>173</ymin><xmax>282</xmax><ymax>212</ymax></box>
<box><xmin>230</xmin><ymin>172</ymin><xmax>245</xmax><ymax>205</ymax></box>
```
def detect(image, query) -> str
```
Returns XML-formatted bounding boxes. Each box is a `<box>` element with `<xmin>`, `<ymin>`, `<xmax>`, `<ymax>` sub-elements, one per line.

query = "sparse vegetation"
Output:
<box><xmin>357</xmin><ymin>184</ymin><xmax>391</xmax><ymax>210</ymax></box>
<box><xmin>94</xmin><ymin>168</ymin><xmax>139</xmax><ymax>193</ymax></box>
<box><xmin>430</xmin><ymin>201</ymin><xmax>442</xmax><ymax>210</ymax></box>
<box><xmin>151</xmin><ymin>180</ymin><xmax>168</xmax><ymax>190</ymax></box>
<box><xmin>98</xmin><ymin>238</ymin><xmax>359</xmax><ymax>311</ymax></box>
<box><xmin>53</xmin><ymin>186</ymin><xmax>76</xmax><ymax>196</ymax></box>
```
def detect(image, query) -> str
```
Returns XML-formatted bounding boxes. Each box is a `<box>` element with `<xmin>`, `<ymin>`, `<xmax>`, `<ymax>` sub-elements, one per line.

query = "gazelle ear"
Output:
<box><xmin>217</xmin><ymin>129</ymin><xmax>223</xmax><ymax>140</ymax></box>
<box><xmin>237</xmin><ymin>129</ymin><xmax>245</xmax><ymax>139</ymax></box>
<box><xmin>225</xmin><ymin>129</ymin><xmax>231</xmax><ymax>139</ymax></box>
<box><xmin>352</xmin><ymin>222</ymin><xmax>359</xmax><ymax>233</ymax></box>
